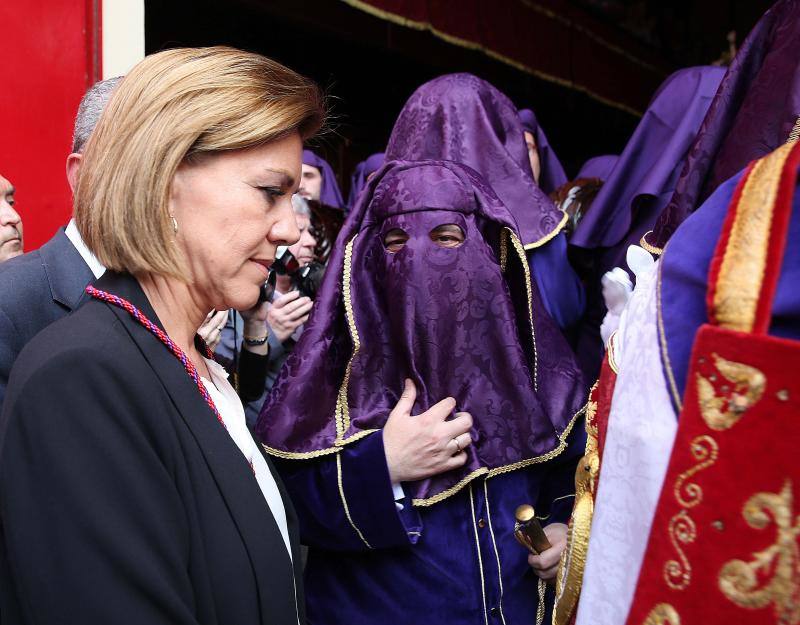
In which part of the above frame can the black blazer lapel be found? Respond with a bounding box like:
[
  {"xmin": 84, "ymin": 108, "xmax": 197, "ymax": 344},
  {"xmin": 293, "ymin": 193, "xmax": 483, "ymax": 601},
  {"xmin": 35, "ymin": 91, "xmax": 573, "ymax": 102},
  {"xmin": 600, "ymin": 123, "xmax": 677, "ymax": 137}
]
[
  {"xmin": 40, "ymin": 228, "xmax": 95, "ymax": 311},
  {"xmin": 91, "ymin": 272, "xmax": 299, "ymax": 624}
]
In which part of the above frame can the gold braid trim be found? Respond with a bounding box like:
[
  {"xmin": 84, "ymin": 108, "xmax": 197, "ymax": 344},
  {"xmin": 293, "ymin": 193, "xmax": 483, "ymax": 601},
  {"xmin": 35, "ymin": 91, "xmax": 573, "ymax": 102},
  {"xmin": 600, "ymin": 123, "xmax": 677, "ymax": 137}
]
[
  {"xmin": 338, "ymin": 0, "xmax": 645, "ymax": 117},
  {"xmin": 786, "ymin": 116, "xmax": 800, "ymax": 144},
  {"xmin": 656, "ymin": 257, "xmax": 683, "ymax": 411},
  {"xmin": 410, "ymin": 400, "xmax": 586, "ymax": 506},
  {"xmin": 337, "ymin": 234, "xmax": 362, "ymax": 437},
  {"xmin": 523, "ymin": 210, "xmax": 569, "ymax": 250},
  {"xmin": 712, "ymin": 142, "xmax": 793, "ymax": 332},
  {"xmin": 507, "ymin": 228, "xmax": 539, "ymax": 391},
  {"xmin": 640, "ymin": 230, "xmax": 664, "ymax": 256},
  {"xmin": 336, "ymin": 453, "xmax": 373, "ymax": 548},
  {"xmin": 261, "ymin": 428, "xmax": 380, "ymax": 460}
]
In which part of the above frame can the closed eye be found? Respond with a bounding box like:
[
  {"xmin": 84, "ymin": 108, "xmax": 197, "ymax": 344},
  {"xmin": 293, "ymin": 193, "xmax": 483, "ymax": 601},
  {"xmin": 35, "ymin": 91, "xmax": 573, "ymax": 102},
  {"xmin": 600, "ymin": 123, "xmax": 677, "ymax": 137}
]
[{"xmin": 259, "ymin": 186, "xmax": 286, "ymax": 204}]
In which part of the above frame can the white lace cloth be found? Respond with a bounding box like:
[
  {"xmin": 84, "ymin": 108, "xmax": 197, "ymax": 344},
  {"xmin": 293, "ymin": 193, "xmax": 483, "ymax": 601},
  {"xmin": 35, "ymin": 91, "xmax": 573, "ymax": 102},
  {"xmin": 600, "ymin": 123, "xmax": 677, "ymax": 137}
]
[{"xmin": 574, "ymin": 258, "xmax": 679, "ymax": 625}]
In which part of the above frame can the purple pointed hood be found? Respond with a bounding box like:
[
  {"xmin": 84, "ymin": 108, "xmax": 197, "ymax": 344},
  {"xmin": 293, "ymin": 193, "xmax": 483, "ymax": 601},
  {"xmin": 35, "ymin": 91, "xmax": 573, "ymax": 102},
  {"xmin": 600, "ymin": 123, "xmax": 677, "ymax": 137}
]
[
  {"xmin": 385, "ymin": 74, "xmax": 566, "ymax": 249},
  {"xmin": 652, "ymin": 0, "xmax": 800, "ymax": 248},
  {"xmin": 576, "ymin": 155, "xmax": 619, "ymax": 182},
  {"xmin": 303, "ymin": 149, "xmax": 346, "ymax": 210},
  {"xmin": 347, "ymin": 152, "xmax": 385, "ymax": 207},
  {"xmin": 570, "ymin": 66, "xmax": 725, "ymax": 249},
  {"xmin": 257, "ymin": 160, "xmax": 586, "ymax": 505},
  {"xmin": 517, "ymin": 108, "xmax": 568, "ymax": 194}
]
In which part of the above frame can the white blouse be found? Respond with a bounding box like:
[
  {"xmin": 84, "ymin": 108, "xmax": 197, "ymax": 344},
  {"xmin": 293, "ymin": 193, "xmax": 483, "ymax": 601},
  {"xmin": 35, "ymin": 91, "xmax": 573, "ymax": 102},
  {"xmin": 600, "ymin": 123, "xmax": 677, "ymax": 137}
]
[{"xmin": 200, "ymin": 357, "xmax": 292, "ymax": 559}]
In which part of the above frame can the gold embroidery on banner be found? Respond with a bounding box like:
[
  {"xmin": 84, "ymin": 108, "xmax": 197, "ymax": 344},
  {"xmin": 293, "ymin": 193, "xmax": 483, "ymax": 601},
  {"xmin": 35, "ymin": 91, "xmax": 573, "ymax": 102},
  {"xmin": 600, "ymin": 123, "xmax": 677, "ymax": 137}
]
[
  {"xmin": 696, "ymin": 354, "xmax": 766, "ymax": 431},
  {"xmin": 713, "ymin": 142, "xmax": 794, "ymax": 332},
  {"xmin": 641, "ymin": 603, "xmax": 682, "ymax": 625},
  {"xmin": 719, "ymin": 480, "xmax": 800, "ymax": 622},
  {"xmin": 674, "ymin": 435, "xmax": 719, "ymax": 508},
  {"xmin": 663, "ymin": 435, "xmax": 718, "ymax": 590},
  {"xmin": 664, "ymin": 510, "xmax": 697, "ymax": 590},
  {"xmin": 607, "ymin": 331, "xmax": 620, "ymax": 375}
]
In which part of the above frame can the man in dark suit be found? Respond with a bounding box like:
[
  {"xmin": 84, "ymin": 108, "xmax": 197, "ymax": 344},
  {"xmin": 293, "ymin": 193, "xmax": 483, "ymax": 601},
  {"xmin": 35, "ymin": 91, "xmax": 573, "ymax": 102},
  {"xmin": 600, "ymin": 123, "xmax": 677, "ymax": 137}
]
[{"xmin": 0, "ymin": 77, "xmax": 119, "ymax": 406}]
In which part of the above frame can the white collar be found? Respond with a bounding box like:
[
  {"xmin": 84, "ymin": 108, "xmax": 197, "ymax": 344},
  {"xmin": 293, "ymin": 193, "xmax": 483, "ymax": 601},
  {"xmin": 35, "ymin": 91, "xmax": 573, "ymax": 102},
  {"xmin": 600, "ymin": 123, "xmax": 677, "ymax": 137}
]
[{"xmin": 65, "ymin": 219, "xmax": 106, "ymax": 279}]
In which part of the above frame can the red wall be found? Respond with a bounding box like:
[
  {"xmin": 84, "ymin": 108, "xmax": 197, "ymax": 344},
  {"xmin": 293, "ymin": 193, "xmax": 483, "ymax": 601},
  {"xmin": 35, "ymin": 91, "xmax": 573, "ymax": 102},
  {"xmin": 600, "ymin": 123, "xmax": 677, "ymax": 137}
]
[{"xmin": 0, "ymin": 0, "xmax": 100, "ymax": 250}]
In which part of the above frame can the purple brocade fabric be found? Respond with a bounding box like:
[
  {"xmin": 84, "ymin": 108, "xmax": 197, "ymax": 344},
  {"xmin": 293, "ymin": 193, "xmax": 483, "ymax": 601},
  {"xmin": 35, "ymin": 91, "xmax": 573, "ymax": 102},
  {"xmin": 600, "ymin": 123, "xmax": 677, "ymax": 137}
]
[
  {"xmin": 257, "ymin": 160, "xmax": 586, "ymax": 503},
  {"xmin": 303, "ymin": 149, "xmax": 346, "ymax": 210},
  {"xmin": 384, "ymin": 73, "xmax": 565, "ymax": 247},
  {"xmin": 347, "ymin": 152, "xmax": 385, "ymax": 207},
  {"xmin": 570, "ymin": 66, "xmax": 726, "ymax": 250},
  {"xmin": 576, "ymin": 155, "xmax": 619, "ymax": 182},
  {"xmin": 652, "ymin": 0, "xmax": 800, "ymax": 248},
  {"xmin": 518, "ymin": 108, "xmax": 569, "ymax": 194}
]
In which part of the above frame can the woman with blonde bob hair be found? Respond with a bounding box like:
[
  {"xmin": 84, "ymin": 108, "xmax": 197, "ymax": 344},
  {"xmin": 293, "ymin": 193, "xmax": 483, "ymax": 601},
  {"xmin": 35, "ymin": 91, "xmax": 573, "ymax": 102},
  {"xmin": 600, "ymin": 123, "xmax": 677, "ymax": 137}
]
[{"xmin": 0, "ymin": 47, "xmax": 323, "ymax": 625}]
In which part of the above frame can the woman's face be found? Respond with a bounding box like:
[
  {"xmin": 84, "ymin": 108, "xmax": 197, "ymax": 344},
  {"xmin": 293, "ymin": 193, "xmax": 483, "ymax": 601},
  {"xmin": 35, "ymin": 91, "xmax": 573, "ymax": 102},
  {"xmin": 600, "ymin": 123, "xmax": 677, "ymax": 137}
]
[{"xmin": 169, "ymin": 132, "xmax": 302, "ymax": 311}]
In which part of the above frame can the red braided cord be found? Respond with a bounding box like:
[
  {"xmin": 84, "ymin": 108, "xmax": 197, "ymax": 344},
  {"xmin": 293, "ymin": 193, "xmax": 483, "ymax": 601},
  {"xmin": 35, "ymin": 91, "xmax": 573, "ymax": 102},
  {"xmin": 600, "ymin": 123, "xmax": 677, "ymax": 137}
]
[{"xmin": 86, "ymin": 285, "xmax": 225, "ymax": 429}]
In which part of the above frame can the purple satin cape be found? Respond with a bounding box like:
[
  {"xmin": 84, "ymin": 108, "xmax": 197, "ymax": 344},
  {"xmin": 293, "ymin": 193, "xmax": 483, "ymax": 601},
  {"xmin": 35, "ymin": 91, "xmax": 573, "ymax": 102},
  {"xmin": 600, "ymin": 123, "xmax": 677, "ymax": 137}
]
[
  {"xmin": 652, "ymin": 0, "xmax": 800, "ymax": 248},
  {"xmin": 347, "ymin": 152, "xmax": 384, "ymax": 207},
  {"xmin": 257, "ymin": 160, "xmax": 586, "ymax": 504},
  {"xmin": 303, "ymin": 149, "xmax": 346, "ymax": 210},
  {"xmin": 576, "ymin": 155, "xmax": 619, "ymax": 182},
  {"xmin": 385, "ymin": 73, "xmax": 566, "ymax": 248},
  {"xmin": 571, "ymin": 66, "xmax": 725, "ymax": 249},
  {"xmin": 659, "ymin": 166, "xmax": 800, "ymax": 406},
  {"xmin": 517, "ymin": 108, "xmax": 568, "ymax": 194}
]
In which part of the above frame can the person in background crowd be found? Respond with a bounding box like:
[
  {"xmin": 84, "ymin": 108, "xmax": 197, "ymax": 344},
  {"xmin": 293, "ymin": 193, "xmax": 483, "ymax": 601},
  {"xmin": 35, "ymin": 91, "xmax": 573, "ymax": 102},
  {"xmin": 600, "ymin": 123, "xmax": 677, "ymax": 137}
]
[
  {"xmin": 0, "ymin": 77, "xmax": 120, "ymax": 406},
  {"xmin": 518, "ymin": 108, "xmax": 568, "ymax": 194},
  {"xmin": 0, "ymin": 45, "xmax": 323, "ymax": 624},
  {"xmin": 217, "ymin": 194, "xmax": 317, "ymax": 426},
  {"xmin": 258, "ymin": 160, "xmax": 586, "ymax": 625},
  {"xmin": 386, "ymin": 73, "xmax": 585, "ymax": 332},
  {"xmin": 569, "ymin": 66, "xmax": 726, "ymax": 380},
  {"xmin": 347, "ymin": 152, "xmax": 385, "ymax": 207},
  {"xmin": 0, "ymin": 175, "xmax": 22, "ymax": 264},
  {"xmin": 550, "ymin": 155, "xmax": 619, "ymax": 238},
  {"xmin": 650, "ymin": 0, "xmax": 800, "ymax": 249},
  {"xmin": 300, "ymin": 149, "xmax": 346, "ymax": 210}
]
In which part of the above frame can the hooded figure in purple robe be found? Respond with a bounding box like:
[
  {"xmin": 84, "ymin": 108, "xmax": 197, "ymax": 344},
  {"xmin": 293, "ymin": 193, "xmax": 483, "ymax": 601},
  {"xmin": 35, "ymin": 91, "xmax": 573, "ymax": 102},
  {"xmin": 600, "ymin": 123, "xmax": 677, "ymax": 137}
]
[
  {"xmin": 651, "ymin": 0, "xmax": 800, "ymax": 248},
  {"xmin": 302, "ymin": 149, "xmax": 346, "ymax": 210},
  {"xmin": 518, "ymin": 108, "xmax": 568, "ymax": 194},
  {"xmin": 385, "ymin": 73, "xmax": 585, "ymax": 330},
  {"xmin": 568, "ymin": 66, "xmax": 726, "ymax": 380},
  {"xmin": 347, "ymin": 152, "xmax": 385, "ymax": 207},
  {"xmin": 576, "ymin": 155, "xmax": 618, "ymax": 182},
  {"xmin": 257, "ymin": 160, "xmax": 586, "ymax": 625}
]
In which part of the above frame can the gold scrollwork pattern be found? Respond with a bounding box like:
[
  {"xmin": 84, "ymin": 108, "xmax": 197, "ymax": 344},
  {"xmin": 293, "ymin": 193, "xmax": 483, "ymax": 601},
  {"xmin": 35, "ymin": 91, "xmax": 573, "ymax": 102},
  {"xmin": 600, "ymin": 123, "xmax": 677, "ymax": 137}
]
[
  {"xmin": 664, "ymin": 510, "xmax": 697, "ymax": 591},
  {"xmin": 663, "ymin": 435, "xmax": 719, "ymax": 590},
  {"xmin": 673, "ymin": 435, "xmax": 719, "ymax": 508},
  {"xmin": 641, "ymin": 603, "xmax": 682, "ymax": 625},
  {"xmin": 719, "ymin": 480, "xmax": 800, "ymax": 623},
  {"xmin": 696, "ymin": 353, "xmax": 766, "ymax": 431}
]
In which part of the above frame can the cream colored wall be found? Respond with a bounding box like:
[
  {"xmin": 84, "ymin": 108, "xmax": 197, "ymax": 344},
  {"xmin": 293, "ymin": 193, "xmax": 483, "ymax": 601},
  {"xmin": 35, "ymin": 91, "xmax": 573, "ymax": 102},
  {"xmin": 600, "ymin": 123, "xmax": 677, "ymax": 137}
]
[{"xmin": 102, "ymin": 0, "xmax": 145, "ymax": 79}]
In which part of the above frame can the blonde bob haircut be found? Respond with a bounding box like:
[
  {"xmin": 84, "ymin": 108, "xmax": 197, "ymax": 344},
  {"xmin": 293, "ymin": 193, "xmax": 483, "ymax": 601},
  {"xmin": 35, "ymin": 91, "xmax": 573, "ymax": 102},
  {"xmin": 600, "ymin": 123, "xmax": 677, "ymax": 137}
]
[{"xmin": 75, "ymin": 46, "xmax": 325, "ymax": 280}]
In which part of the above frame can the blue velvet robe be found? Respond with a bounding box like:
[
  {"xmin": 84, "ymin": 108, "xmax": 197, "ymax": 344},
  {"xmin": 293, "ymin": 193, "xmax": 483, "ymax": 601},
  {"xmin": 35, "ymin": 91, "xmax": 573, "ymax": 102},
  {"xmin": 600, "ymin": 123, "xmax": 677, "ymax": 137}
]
[{"xmin": 274, "ymin": 428, "xmax": 584, "ymax": 625}]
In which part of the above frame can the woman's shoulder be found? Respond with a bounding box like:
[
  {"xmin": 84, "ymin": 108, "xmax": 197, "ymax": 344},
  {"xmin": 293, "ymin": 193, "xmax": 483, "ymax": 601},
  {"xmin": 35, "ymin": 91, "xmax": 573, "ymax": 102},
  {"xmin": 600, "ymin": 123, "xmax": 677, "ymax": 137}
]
[{"xmin": 9, "ymin": 298, "xmax": 141, "ymax": 396}]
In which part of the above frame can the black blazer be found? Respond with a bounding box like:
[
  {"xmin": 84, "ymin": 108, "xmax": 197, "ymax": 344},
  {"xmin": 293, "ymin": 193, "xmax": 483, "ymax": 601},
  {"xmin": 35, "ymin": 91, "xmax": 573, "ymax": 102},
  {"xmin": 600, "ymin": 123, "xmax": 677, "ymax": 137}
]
[
  {"xmin": 0, "ymin": 228, "xmax": 94, "ymax": 407},
  {"xmin": 0, "ymin": 271, "xmax": 304, "ymax": 625}
]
